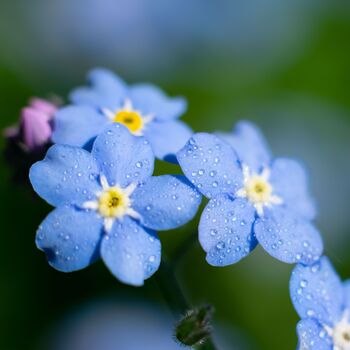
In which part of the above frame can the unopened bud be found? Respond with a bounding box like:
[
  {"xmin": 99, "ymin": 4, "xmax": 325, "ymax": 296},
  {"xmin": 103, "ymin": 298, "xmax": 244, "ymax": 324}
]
[
  {"xmin": 3, "ymin": 97, "xmax": 59, "ymax": 183},
  {"xmin": 175, "ymin": 304, "xmax": 214, "ymax": 347}
]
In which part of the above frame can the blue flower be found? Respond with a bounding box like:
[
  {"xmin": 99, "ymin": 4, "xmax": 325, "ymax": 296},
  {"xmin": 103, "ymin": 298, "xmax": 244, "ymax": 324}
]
[
  {"xmin": 30, "ymin": 123, "xmax": 201, "ymax": 286},
  {"xmin": 216, "ymin": 120, "xmax": 272, "ymax": 173},
  {"xmin": 177, "ymin": 122, "xmax": 323, "ymax": 266},
  {"xmin": 52, "ymin": 68, "xmax": 191, "ymax": 162},
  {"xmin": 290, "ymin": 257, "xmax": 350, "ymax": 350}
]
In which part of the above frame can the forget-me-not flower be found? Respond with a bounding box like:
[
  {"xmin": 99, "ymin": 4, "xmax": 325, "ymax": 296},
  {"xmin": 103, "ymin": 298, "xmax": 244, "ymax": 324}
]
[
  {"xmin": 52, "ymin": 68, "xmax": 192, "ymax": 162},
  {"xmin": 177, "ymin": 121, "xmax": 323, "ymax": 266},
  {"xmin": 30, "ymin": 123, "xmax": 201, "ymax": 286},
  {"xmin": 290, "ymin": 257, "xmax": 350, "ymax": 350},
  {"xmin": 216, "ymin": 120, "xmax": 272, "ymax": 174}
]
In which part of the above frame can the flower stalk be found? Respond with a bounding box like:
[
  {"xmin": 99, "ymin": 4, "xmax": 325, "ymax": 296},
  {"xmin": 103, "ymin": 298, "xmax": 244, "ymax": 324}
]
[{"xmin": 157, "ymin": 257, "xmax": 218, "ymax": 350}]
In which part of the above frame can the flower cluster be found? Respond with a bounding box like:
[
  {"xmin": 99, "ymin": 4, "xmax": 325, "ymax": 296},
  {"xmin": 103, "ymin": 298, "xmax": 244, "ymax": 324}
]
[{"xmin": 7, "ymin": 68, "xmax": 347, "ymax": 348}]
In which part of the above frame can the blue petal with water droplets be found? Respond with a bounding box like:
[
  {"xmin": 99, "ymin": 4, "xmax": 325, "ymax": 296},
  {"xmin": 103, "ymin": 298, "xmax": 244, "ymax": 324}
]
[
  {"xmin": 130, "ymin": 83, "xmax": 186, "ymax": 121},
  {"xmin": 52, "ymin": 105, "xmax": 108, "ymax": 148},
  {"xmin": 199, "ymin": 195, "xmax": 257, "ymax": 266},
  {"xmin": 217, "ymin": 120, "xmax": 271, "ymax": 172},
  {"xmin": 36, "ymin": 206, "xmax": 103, "ymax": 272},
  {"xmin": 270, "ymin": 158, "xmax": 316, "ymax": 220},
  {"xmin": 344, "ymin": 279, "xmax": 350, "ymax": 310},
  {"xmin": 177, "ymin": 133, "xmax": 243, "ymax": 199},
  {"xmin": 29, "ymin": 144, "xmax": 101, "ymax": 207},
  {"xmin": 290, "ymin": 257, "xmax": 344, "ymax": 326},
  {"xmin": 296, "ymin": 318, "xmax": 333, "ymax": 350},
  {"xmin": 101, "ymin": 217, "xmax": 161, "ymax": 286},
  {"xmin": 132, "ymin": 175, "xmax": 201, "ymax": 231},
  {"xmin": 143, "ymin": 120, "xmax": 192, "ymax": 163},
  {"xmin": 254, "ymin": 207, "xmax": 323, "ymax": 265},
  {"xmin": 91, "ymin": 124, "xmax": 154, "ymax": 188},
  {"xmin": 70, "ymin": 68, "xmax": 127, "ymax": 110}
]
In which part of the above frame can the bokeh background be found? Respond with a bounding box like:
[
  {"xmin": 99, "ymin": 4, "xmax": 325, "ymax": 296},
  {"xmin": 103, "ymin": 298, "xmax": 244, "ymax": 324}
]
[{"xmin": 1, "ymin": 0, "xmax": 350, "ymax": 349}]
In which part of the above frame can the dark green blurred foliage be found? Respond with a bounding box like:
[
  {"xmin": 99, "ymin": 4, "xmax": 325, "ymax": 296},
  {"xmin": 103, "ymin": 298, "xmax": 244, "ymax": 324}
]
[
  {"xmin": 3, "ymin": 136, "xmax": 51, "ymax": 185},
  {"xmin": 0, "ymin": 1, "xmax": 350, "ymax": 350}
]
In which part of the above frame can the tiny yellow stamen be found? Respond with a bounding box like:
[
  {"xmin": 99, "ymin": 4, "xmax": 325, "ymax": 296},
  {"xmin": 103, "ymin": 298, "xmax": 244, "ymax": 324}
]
[
  {"xmin": 98, "ymin": 188, "xmax": 130, "ymax": 218},
  {"xmin": 245, "ymin": 176, "xmax": 273, "ymax": 204},
  {"xmin": 236, "ymin": 165, "xmax": 282, "ymax": 216},
  {"xmin": 114, "ymin": 110, "xmax": 144, "ymax": 134},
  {"xmin": 82, "ymin": 176, "xmax": 140, "ymax": 232},
  {"xmin": 343, "ymin": 332, "xmax": 350, "ymax": 341}
]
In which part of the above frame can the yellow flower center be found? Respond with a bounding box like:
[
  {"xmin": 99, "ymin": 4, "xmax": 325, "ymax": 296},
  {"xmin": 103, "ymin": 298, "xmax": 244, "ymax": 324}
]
[
  {"xmin": 343, "ymin": 332, "xmax": 350, "ymax": 341},
  {"xmin": 82, "ymin": 176, "xmax": 140, "ymax": 232},
  {"xmin": 98, "ymin": 188, "xmax": 130, "ymax": 218},
  {"xmin": 114, "ymin": 110, "xmax": 144, "ymax": 134},
  {"xmin": 236, "ymin": 165, "xmax": 282, "ymax": 216},
  {"xmin": 245, "ymin": 176, "xmax": 273, "ymax": 204}
]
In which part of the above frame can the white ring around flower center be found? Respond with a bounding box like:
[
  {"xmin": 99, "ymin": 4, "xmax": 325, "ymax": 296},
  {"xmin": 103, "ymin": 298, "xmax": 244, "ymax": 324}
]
[
  {"xmin": 102, "ymin": 99, "xmax": 154, "ymax": 136},
  {"xmin": 82, "ymin": 174, "xmax": 140, "ymax": 232},
  {"xmin": 236, "ymin": 164, "xmax": 282, "ymax": 216},
  {"xmin": 326, "ymin": 311, "xmax": 350, "ymax": 350}
]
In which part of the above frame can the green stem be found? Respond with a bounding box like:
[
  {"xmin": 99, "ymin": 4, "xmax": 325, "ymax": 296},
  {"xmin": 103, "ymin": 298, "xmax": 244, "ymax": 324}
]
[
  {"xmin": 156, "ymin": 257, "xmax": 218, "ymax": 350},
  {"xmin": 156, "ymin": 257, "xmax": 189, "ymax": 315},
  {"xmin": 172, "ymin": 232, "xmax": 198, "ymax": 266}
]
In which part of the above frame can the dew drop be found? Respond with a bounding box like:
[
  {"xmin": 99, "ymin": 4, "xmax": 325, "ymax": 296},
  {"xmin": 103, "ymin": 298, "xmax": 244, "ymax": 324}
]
[
  {"xmin": 216, "ymin": 241, "xmax": 225, "ymax": 249},
  {"xmin": 210, "ymin": 229, "xmax": 217, "ymax": 237},
  {"xmin": 300, "ymin": 280, "xmax": 308, "ymax": 288}
]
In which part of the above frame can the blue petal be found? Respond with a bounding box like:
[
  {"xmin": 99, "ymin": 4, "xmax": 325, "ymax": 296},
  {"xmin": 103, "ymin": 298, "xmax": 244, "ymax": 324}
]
[
  {"xmin": 217, "ymin": 120, "xmax": 271, "ymax": 172},
  {"xmin": 343, "ymin": 279, "xmax": 350, "ymax": 310},
  {"xmin": 52, "ymin": 105, "xmax": 108, "ymax": 148},
  {"xmin": 101, "ymin": 217, "xmax": 161, "ymax": 286},
  {"xmin": 270, "ymin": 158, "xmax": 316, "ymax": 220},
  {"xmin": 290, "ymin": 257, "xmax": 344, "ymax": 326},
  {"xmin": 130, "ymin": 83, "xmax": 186, "ymax": 121},
  {"xmin": 36, "ymin": 206, "xmax": 103, "ymax": 272},
  {"xmin": 70, "ymin": 68, "xmax": 127, "ymax": 110},
  {"xmin": 296, "ymin": 318, "xmax": 333, "ymax": 350},
  {"xmin": 132, "ymin": 175, "xmax": 202, "ymax": 231},
  {"xmin": 254, "ymin": 207, "xmax": 323, "ymax": 265},
  {"xmin": 29, "ymin": 145, "xmax": 101, "ymax": 207},
  {"xmin": 199, "ymin": 195, "xmax": 257, "ymax": 266},
  {"xmin": 143, "ymin": 120, "xmax": 192, "ymax": 162},
  {"xmin": 177, "ymin": 133, "xmax": 243, "ymax": 198},
  {"xmin": 91, "ymin": 124, "xmax": 154, "ymax": 188}
]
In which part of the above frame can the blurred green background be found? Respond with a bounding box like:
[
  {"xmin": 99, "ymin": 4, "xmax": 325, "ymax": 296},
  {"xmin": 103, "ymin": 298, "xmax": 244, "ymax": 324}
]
[{"xmin": 0, "ymin": 0, "xmax": 350, "ymax": 349}]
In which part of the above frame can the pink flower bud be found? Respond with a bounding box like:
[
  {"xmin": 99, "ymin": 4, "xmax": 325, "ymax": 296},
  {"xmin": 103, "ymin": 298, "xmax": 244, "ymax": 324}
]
[
  {"xmin": 5, "ymin": 97, "xmax": 58, "ymax": 152},
  {"xmin": 29, "ymin": 98, "xmax": 57, "ymax": 119}
]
